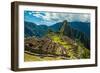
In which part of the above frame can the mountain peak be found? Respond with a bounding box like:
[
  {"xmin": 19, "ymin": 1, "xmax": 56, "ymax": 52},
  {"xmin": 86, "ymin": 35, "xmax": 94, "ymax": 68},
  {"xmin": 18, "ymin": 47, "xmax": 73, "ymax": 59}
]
[{"xmin": 59, "ymin": 20, "xmax": 68, "ymax": 36}]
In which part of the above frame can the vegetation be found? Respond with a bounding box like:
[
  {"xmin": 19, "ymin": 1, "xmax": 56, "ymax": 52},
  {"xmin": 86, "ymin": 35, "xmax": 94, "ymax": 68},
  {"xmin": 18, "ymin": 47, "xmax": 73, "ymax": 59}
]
[
  {"xmin": 24, "ymin": 51, "xmax": 64, "ymax": 62},
  {"xmin": 24, "ymin": 20, "xmax": 90, "ymax": 61}
]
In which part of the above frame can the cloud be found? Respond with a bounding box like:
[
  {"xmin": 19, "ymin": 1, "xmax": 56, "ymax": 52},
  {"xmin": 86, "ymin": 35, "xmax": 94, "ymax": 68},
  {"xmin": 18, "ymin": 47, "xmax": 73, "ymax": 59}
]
[
  {"xmin": 79, "ymin": 14, "xmax": 90, "ymax": 22},
  {"xmin": 28, "ymin": 12, "xmax": 32, "ymax": 15},
  {"xmin": 28, "ymin": 11, "xmax": 90, "ymax": 22}
]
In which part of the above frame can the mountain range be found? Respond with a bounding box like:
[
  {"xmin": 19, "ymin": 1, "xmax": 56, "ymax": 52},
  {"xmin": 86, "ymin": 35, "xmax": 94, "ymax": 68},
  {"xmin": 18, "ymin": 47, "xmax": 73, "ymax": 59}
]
[{"xmin": 24, "ymin": 21, "xmax": 90, "ymax": 49}]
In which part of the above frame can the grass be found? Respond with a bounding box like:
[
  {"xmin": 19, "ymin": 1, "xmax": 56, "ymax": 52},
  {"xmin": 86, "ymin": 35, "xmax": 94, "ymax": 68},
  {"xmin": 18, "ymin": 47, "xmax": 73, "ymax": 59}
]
[
  {"xmin": 51, "ymin": 35, "xmax": 90, "ymax": 59},
  {"xmin": 24, "ymin": 35, "xmax": 90, "ymax": 61},
  {"xmin": 24, "ymin": 52, "xmax": 63, "ymax": 62},
  {"xmin": 51, "ymin": 35, "xmax": 71, "ymax": 49},
  {"xmin": 51, "ymin": 35, "xmax": 77, "ymax": 59},
  {"xmin": 24, "ymin": 53, "xmax": 42, "ymax": 61}
]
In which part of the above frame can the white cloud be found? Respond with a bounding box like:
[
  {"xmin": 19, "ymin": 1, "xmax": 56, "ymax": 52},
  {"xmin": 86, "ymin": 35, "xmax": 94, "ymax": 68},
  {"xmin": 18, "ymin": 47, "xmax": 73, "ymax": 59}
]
[
  {"xmin": 42, "ymin": 12, "xmax": 51, "ymax": 21},
  {"xmin": 29, "ymin": 12, "xmax": 32, "ymax": 15},
  {"xmin": 31, "ymin": 11, "xmax": 90, "ymax": 22},
  {"xmin": 80, "ymin": 14, "xmax": 90, "ymax": 22},
  {"xmin": 33, "ymin": 13, "xmax": 42, "ymax": 18}
]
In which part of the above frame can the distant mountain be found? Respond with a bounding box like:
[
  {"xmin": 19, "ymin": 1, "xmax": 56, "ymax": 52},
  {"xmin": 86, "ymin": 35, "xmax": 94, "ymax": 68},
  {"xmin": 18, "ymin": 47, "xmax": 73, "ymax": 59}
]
[
  {"xmin": 24, "ymin": 21, "xmax": 90, "ymax": 60},
  {"xmin": 24, "ymin": 21, "xmax": 48, "ymax": 38},
  {"xmin": 49, "ymin": 22, "xmax": 63, "ymax": 32},
  {"xmin": 50, "ymin": 22, "xmax": 90, "ymax": 38},
  {"xmin": 69, "ymin": 22, "xmax": 90, "ymax": 37},
  {"xmin": 24, "ymin": 21, "xmax": 36, "ymax": 37},
  {"xmin": 25, "ymin": 21, "xmax": 90, "ymax": 38},
  {"xmin": 24, "ymin": 20, "xmax": 90, "ymax": 49}
]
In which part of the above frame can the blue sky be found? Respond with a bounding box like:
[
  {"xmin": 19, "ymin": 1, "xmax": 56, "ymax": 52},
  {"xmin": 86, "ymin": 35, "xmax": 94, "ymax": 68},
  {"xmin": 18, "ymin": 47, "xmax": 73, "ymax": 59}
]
[{"xmin": 24, "ymin": 10, "xmax": 90, "ymax": 26}]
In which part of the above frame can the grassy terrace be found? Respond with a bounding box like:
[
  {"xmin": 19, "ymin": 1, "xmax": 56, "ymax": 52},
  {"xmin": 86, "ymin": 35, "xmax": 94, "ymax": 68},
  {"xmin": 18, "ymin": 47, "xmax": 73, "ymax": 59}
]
[
  {"xmin": 24, "ymin": 51, "xmax": 64, "ymax": 62},
  {"xmin": 24, "ymin": 35, "xmax": 75, "ymax": 61},
  {"xmin": 24, "ymin": 35, "xmax": 90, "ymax": 62},
  {"xmin": 51, "ymin": 35, "xmax": 71, "ymax": 49}
]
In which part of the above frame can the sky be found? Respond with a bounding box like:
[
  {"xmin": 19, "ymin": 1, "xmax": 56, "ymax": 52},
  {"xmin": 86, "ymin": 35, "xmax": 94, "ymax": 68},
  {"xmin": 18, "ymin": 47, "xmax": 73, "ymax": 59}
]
[{"xmin": 24, "ymin": 10, "xmax": 90, "ymax": 26}]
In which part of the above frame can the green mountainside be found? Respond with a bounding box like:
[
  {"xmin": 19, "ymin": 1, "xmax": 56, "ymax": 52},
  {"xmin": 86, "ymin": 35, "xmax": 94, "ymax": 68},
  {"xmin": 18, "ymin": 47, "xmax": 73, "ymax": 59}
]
[{"xmin": 24, "ymin": 20, "xmax": 90, "ymax": 61}]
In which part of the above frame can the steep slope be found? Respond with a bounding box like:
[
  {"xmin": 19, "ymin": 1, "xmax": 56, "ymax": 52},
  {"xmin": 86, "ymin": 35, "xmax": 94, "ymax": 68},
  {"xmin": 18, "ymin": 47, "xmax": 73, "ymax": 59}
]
[
  {"xmin": 24, "ymin": 20, "xmax": 90, "ymax": 49},
  {"xmin": 50, "ymin": 22, "xmax": 90, "ymax": 37},
  {"xmin": 50, "ymin": 20, "xmax": 90, "ymax": 49},
  {"xmin": 25, "ymin": 36, "xmax": 90, "ymax": 61},
  {"xmin": 24, "ymin": 21, "xmax": 48, "ymax": 38},
  {"xmin": 24, "ymin": 20, "xmax": 90, "ymax": 61},
  {"xmin": 69, "ymin": 22, "xmax": 90, "ymax": 37}
]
